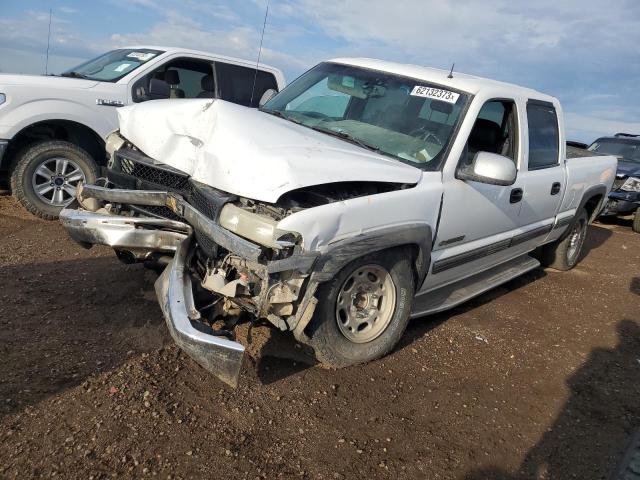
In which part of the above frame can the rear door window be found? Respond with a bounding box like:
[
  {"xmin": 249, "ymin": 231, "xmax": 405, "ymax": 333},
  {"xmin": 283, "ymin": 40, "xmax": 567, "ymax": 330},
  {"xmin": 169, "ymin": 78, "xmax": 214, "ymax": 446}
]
[
  {"xmin": 215, "ymin": 62, "xmax": 278, "ymax": 107},
  {"xmin": 527, "ymin": 101, "xmax": 560, "ymax": 170}
]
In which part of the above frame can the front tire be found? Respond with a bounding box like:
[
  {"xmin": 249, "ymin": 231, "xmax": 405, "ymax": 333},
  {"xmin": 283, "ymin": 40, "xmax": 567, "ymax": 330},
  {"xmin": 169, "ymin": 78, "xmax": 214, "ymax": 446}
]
[
  {"xmin": 10, "ymin": 141, "xmax": 98, "ymax": 220},
  {"xmin": 306, "ymin": 248, "xmax": 415, "ymax": 368},
  {"xmin": 541, "ymin": 208, "xmax": 589, "ymax": 271}
]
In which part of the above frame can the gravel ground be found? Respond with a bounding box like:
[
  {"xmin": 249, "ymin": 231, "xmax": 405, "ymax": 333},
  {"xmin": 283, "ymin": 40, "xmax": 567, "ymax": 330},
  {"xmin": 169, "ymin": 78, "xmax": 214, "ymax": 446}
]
[{"xmin": 0, "ymin": 195, "xmax": 638, "ymax": 480}]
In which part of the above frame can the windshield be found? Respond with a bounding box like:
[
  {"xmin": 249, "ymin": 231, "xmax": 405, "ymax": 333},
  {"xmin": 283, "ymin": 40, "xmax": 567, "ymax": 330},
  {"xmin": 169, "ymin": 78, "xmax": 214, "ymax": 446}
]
[
  {"xmin": 262, "ymin": 62, "xmax": 469, "ymax": 169},
  {"xmin": 588, "ymin": 138, "xmax": 640, "ymax": 163},
  {"xmin": 62, "ymin": 48, "xmax": 164, "ymax": 82}
]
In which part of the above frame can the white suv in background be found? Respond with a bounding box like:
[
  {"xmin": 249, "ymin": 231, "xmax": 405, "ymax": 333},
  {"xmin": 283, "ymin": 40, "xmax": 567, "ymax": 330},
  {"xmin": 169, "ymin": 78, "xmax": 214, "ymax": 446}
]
[{"xmin": 0, "ymin": 46, "xmax": 285, "ymax": 219}]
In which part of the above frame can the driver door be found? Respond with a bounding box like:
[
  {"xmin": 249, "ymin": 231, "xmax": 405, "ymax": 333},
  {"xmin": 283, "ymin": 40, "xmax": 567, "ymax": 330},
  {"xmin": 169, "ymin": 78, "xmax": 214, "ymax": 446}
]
[{"xmin": 421, "ymin": 98, "xmax": 525, "ymax": 291}]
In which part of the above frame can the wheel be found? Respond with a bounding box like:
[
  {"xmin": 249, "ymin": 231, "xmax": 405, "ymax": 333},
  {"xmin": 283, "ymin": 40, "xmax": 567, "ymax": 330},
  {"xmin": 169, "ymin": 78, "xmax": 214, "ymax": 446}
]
[
  {"xmin": 541, "ymin": 208, "xmax": 589, "ymax": 271},
  {"xmin": 633, "ymin": 209, "xmax": 640, "ymax": 233},
  {"xmin": 10, "ymin": 141, "xmax": 98, "ymax": 220},
  {"xmin": 306, "ymin": 248, "xmax": 415, "ymax": 368}
]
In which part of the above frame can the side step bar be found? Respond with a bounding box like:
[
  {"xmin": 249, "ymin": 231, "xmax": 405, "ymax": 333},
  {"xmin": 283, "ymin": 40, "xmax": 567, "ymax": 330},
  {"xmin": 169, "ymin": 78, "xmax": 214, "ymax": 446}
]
[{"xmin": 410, "ymin": 254, "xmax": 540, "ymax": 317}]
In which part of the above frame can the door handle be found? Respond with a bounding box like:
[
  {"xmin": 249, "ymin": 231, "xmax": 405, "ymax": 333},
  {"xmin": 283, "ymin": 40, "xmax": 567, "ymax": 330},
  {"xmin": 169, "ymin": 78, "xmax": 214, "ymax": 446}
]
[
  {"xmin": 550, "ymin": 182, "xmax": 561, "ymax": 195},
  {"xmin": 510, "ymin": 188, "xmax": 523, "ymax": 204}
]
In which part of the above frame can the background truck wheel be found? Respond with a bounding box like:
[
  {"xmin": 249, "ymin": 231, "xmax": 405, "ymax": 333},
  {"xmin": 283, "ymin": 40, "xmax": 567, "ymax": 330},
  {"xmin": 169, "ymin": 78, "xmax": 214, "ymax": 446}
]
[
  {"xmin": 10, "ymin": 141, "xmax": 98, "ymax": 220},
  {"xmin": 633, "ymin": 209, "xmax": 640, "ymax": 233},
  {"xmin": 306, "ymin": 248, "xmax": 415, "ymax": 368},
  {"xmin": 541, "ymin": 208, "xmax": 589, "ymax": 271}
]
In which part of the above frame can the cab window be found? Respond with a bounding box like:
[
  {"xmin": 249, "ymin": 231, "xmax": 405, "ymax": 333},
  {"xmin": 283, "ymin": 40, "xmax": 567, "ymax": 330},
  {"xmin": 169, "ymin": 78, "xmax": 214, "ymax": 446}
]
[
  {"xmin": 527, "ymin": 101, "xmax": 560, "ymax": 170},
  {"xmin": 216, "ymin": 62, "xmax": 279, "ymax": 107},
  {"xmin": 463, "ymin": 99, "xmax": 518, "ymax": 167},
  {"xmin": 132, "ymin": 58, "xmax": 214, "ymax": 102}
]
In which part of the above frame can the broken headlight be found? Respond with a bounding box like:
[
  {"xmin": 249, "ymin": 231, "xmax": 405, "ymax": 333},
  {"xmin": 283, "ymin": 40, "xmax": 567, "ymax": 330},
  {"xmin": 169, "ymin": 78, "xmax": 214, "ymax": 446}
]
[
  {"xmin": 621, "ymin": 177, "xmax": 640, "ymax": 192},
  {"xmin": 105, "ymin": 131, "xmax": 126, "ymax": 167},
  {"xmin": 219, "ymin": 203, "xmax": 299, "ymax": 249}
]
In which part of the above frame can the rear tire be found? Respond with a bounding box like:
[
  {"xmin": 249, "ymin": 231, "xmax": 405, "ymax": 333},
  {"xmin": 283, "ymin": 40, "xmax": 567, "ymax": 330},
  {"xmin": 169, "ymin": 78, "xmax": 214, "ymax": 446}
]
[
  {"xmin": 10, "ymin": 141, "xmax": 98, "ymax": 220},
  {"xmin": 306, "ymin": 248, "xmax": 415, "ymax": 368},
  {"xmin": 633, "ymin": 209, "xmax": 640, "ymax": 233},
  {"xmin": 541, "ymin": 208, "xmax": 589, "ymax": 271}
]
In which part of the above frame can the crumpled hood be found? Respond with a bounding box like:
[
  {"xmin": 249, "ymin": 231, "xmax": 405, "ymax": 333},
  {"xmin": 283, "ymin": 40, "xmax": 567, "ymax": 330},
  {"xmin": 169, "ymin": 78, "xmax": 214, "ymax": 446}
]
[
  {"xmin": 117, "ymin": 99, "xmax": 422, "ymax": 203},
  {"xmin": 0, "ymin": 73, "xmax": 99, "ymax": 89},
  {"xmin": 616, "ymin": 160, "xmax": 640, "ymax": 177}
]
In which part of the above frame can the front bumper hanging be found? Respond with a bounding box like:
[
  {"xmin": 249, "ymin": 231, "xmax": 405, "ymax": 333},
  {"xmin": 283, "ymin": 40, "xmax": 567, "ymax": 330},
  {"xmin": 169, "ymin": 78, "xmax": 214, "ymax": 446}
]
[
  {"xmin": 155, "ymin": 238, "xmax": 245, "ymax": 387},
  {"xmin": 61, "ymin": 205, "xmax": 246, "ymax": 387},
  {"xmin": 59, "ymin": 183, "xmax": 321, "ymax": 387}
]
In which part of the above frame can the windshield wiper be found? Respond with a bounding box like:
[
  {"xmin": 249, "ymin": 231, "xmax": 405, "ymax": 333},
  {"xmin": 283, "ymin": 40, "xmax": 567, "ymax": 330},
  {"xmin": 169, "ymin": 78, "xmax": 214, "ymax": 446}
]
[
  {"xmin": 260, "ymin": 109, "xmax": 304, "ymax": 125},
  {"xmin": 311, "ymin": 125, "xmax": 381, "ymax": 154},
  {"xmin": 60, "ymin": 71, "xmax": 89, "ymax": 79}
]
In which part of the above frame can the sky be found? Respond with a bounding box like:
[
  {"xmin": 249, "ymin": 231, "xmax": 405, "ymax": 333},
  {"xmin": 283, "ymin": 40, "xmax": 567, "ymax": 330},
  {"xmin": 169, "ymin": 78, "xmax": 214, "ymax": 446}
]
[{"xmin": 1, "ymin": 0, "xmax": 639, "ymax": 142}]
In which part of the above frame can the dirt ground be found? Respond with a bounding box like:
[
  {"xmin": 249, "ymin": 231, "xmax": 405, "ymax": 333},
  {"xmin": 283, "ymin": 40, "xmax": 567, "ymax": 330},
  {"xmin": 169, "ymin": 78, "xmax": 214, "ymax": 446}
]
[{"xmin": 0, "ymin": 195, "xmax": 638, "ymax": 480}]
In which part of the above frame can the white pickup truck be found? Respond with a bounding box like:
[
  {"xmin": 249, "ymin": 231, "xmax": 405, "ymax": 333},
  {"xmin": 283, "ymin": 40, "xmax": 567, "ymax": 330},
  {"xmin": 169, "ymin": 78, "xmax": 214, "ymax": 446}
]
[
  {"xmin": 0, "ymin": 46, "xmax": 285, "ymax": 219},
  {"xmin": 60, "ymin": 58, "xmax": 616, "ymax": 387}
]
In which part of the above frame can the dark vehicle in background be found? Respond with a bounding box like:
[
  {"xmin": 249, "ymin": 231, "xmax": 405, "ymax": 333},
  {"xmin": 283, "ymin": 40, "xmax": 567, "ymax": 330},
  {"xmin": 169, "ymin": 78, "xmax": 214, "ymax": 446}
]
[{"xmin": 589, "ymin": 133, "xmax": 640, "ymax": 232}]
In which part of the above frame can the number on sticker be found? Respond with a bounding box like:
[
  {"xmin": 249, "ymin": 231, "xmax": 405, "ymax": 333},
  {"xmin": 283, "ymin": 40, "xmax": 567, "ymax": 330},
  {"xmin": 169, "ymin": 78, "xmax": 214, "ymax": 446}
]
[{"xmin": 410, "ymin": 86, "xmax": 460, "ymax": 104}]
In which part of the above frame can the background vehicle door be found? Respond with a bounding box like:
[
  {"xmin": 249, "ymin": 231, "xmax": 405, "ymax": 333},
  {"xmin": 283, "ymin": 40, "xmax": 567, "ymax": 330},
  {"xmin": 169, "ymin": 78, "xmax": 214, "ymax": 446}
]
[
  {"xmin": 421, "ymin": 98, "xmax": 525, "ymax": 291},
  {"xmin": 510, "ymin": 100, "xmax": 566, "ymax": 253}
]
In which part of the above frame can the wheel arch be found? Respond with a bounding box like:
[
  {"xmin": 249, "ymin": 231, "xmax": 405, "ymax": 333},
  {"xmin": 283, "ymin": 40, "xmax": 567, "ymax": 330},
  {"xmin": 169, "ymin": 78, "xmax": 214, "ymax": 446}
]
[
  {"xmin": 578, "ymin": 185, "xmax": 607, "ymax": 222},
  {"xmin": 6, "ymin": 120, "xmax": 106, "ymax": 172},
  {"xmin": 310, "ymin": 223, "xmax": 433, "ymax": 290}
]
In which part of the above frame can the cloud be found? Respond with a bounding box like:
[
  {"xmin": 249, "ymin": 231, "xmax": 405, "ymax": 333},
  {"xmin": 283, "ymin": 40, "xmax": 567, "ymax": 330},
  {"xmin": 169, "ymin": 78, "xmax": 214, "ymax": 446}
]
[
  {"xmin": 1, "ymin": 0, "xmax": 638, "ymax": 141},
  {"xmin": 107, "ymin": 10, "xmax": 309, "ymax": 73},
  {"xmin": 565, "ymin": 112, "xmax": 640, "ymax": 142}
]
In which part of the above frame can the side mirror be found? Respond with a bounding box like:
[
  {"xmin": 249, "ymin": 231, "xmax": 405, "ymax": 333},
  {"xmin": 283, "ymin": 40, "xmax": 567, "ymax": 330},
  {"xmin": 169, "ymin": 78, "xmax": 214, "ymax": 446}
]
[
  {"xmin": 149, "ymin": 78, "xmax": 170, "ymax": 100},
  {"xmin": 457, "ymin": 151, "xmax": 517, "ymax": 186},
  {"xmin": 259, "ymin": 88, "xmax": 278, "ymax": 107}
]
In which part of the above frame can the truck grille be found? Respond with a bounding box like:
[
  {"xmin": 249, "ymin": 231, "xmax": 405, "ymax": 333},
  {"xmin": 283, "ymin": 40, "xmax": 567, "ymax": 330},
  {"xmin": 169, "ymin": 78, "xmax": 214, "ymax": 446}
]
[
  {"xmin": 119, "ymin": 154, "xmax": 191, "ymax": 191},
  {"xmin": 111, "ymin": 149, "xmax": 239, "ymax": 256}
]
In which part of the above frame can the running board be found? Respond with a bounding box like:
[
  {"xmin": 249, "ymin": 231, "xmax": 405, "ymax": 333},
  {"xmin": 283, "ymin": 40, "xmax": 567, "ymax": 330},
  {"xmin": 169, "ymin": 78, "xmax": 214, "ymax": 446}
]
[{"xmin": 410, "ymin": 255, "xmax": 540, "ymax": 318}]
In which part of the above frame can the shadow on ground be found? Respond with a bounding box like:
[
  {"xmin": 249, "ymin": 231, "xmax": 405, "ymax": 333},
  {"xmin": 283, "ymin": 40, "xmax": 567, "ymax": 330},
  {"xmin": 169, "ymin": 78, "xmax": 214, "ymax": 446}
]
[
  {"xmin": 582, "ymin": 224, "xmax": 614, "ymax": 257},
  {"xmin": 464, "ymin": 319, "xmax": 640, "ymax": 480},
  {"xmin": 0, "ymin": 257, "xmax": 169, "ymax": 417}
]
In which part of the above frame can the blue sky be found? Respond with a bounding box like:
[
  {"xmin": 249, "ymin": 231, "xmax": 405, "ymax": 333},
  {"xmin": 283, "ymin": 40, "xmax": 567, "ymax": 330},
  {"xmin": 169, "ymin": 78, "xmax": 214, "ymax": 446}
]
[{"xmin": 1, "ymin": 0, "xmax": 639, "ymax": 142}]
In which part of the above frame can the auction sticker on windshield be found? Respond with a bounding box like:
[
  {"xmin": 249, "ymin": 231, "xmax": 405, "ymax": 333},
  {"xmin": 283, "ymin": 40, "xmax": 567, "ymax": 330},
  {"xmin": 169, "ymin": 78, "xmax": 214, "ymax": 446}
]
[
  {"xmin": 410, "ymin": 86, "xmax": 459, "ymax": 104},
  {"xmin": 126, "ymin": 52, "xmax": 157, "ymax": 62}
]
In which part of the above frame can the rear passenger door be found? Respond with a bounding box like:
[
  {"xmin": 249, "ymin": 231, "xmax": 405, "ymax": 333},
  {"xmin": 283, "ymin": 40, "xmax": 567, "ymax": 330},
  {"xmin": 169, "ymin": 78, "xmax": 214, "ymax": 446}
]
[
  {"xmin": 512, "ymin": 100, "xmax": 566, "ymax": 252},
  {"xmin": 215, "ymin": 62, "xmax": 279, "ymax": 107}
]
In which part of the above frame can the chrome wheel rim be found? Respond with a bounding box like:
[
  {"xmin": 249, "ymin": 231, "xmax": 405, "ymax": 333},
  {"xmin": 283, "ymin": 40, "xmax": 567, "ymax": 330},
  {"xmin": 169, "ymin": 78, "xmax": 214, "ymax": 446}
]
[
  {"xmin": 31, "ymin": 157, "xmax": 85, "ymax": 207},
  {"xmin": 567, "ymin": 218, "xmax": 586, "ymax": 264},
  {"xmin": 335, "ymin": 264, "xmax": 396, "ymax": 344}
]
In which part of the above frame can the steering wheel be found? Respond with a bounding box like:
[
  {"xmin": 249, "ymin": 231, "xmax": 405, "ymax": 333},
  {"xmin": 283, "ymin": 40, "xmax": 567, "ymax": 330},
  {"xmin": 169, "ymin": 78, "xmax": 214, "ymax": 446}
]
[{"xmin": 410, "ymin": 126, "xmax": 444, "ymax": 146}]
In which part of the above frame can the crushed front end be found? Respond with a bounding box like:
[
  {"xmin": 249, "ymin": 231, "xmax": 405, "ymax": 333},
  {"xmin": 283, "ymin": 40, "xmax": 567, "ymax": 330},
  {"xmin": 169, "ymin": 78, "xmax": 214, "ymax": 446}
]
[{"xmin": 60, "ymin": 140, "xmax": 320, "ymax": 387}]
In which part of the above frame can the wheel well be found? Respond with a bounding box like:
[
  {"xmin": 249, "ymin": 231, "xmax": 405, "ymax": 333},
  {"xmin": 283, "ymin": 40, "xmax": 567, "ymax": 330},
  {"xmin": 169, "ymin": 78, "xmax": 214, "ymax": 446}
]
[
  {"xmin": 583, "ymin": 194, "xmax": 603, "ymax": 221},
  {"xmin": 7, "ymin": 120, "xmax": 106, "ymax": 170}
]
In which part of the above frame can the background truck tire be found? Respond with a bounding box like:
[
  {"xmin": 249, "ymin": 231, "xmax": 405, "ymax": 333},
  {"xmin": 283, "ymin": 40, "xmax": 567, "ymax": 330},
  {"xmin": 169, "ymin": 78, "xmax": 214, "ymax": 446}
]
[
  {"xmin": 633, "ymin": 209, "xmax": 640, "ymax": 233},
  {"xmin": 10, "ymin": 141, "xmax": 98, "ymax": 220},
  {"xmin": 306, "ymin": 247, "xmax": 415, "ymax": 368},
  {"xmin": 541, "ymin": 208, "xmax": 589, "ymax": 271}
]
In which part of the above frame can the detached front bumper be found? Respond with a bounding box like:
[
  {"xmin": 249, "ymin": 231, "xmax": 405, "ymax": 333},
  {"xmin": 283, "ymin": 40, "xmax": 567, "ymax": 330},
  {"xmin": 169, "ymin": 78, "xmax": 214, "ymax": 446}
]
[
  {"xmin": 61, "ymin": 206, "xmax": 246, "ymax": 387},
  {"xmin": 60, "ymin": 208, "xmax": 191, "ymax": 257},
  {"xmin": 600, "ymin": 191, "xmax": 640, "ymax": 216},
  {"xmin": 155, "ymin": 238, "xmax": 245, "ymax": 387}
]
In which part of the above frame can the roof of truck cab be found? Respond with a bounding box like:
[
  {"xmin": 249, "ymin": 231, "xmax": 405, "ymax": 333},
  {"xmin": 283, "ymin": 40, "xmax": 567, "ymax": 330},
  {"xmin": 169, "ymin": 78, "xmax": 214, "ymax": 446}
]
[
  {"xmin": 122, "ymin": 45, "xmax": 283, "ymax": 76},
  {"xmin": 329, "ymin": 57, "xmax": 555, "ymax": 101}
]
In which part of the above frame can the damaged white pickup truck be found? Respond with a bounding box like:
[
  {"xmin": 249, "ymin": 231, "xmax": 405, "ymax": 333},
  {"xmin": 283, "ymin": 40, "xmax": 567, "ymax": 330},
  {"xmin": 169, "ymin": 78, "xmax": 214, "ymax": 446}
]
[{"xmin": 60, "ymin": 59, "xmax": 617, "ymax": 387}]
